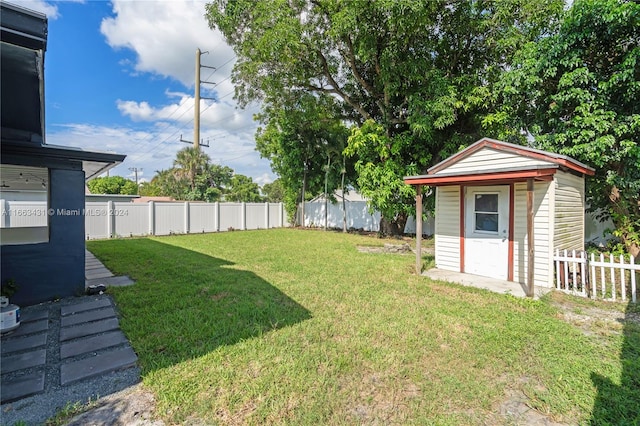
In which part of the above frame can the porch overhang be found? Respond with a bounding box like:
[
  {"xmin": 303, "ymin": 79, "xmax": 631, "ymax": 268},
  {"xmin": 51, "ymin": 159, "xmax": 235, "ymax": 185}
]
[
  {"xmin": 1, "ymin": 141, "xmax": 126, "ymax": 180},
  {"xmin": 404, "ymin": 166, "xmax": 559, "ymax": 187}
]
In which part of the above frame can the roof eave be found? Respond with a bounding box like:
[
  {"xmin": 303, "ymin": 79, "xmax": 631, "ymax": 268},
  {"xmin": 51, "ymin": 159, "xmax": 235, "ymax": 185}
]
[
  {"xmin": 427, "ymin": 138, "xmax": 595, "ymax": 176},
  {"xmin": 404, "ymin": 167, "xmax": 559, "ymax": 186}
]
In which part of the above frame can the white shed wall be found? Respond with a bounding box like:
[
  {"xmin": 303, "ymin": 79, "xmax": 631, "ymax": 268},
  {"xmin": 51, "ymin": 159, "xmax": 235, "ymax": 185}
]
[
  {"xmin": 554, "ymin": 171, "xmax": 585, "ymax": 251},
  {"xmin": 435, "ymin": 186, "xmax": 460, "ymax": 272},
  {"xmin": 512, "ymin": 181, "xmax": 553, "ymax": 288},
  {"xmin": 436, "ymin": 148, "xmax": 554, "ymax": 175}
]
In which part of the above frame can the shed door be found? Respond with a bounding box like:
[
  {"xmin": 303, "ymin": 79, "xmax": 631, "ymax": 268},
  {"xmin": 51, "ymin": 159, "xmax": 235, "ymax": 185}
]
[{"xmin": 464, "ymin": 186, "xmax": 509, "ymax": 280}]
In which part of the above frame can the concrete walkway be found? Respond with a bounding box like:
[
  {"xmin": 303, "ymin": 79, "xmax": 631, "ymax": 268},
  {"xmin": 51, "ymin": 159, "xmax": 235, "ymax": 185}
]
[
  {"xmin": 1, "ymin": 250, "xmax": 138, "ymax": 417},
  {"xmin": 85, "ymin": 250, "xmax": 135, "ymax": 288},
  {"xmin": 423, "ymin": 268, "xmax": 552, "ymax": 300}
]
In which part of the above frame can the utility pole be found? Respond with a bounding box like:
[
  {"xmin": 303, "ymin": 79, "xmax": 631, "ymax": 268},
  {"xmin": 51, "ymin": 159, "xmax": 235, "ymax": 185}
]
[
  {"xmin": 180, "ymin": 48, "xmax": 215, "ymax": 149},
  {"xmin": 129, "ymin": 167, "xmax": 142, "ymax": 193},
  {"xmin": 194, "ymin": 48, "xmax": 201, "ymax": 150}
]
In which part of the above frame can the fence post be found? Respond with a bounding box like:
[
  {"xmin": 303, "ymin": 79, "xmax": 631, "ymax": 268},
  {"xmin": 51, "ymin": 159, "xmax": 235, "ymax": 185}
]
[
  {"xmin": 555, "ymin": 249, "xmax": 561, "ymax": 289},
  {"xmin": 591, "ymin": 253, "xmax": 596, "ymax": 299},
  {"xmin": 241, "ymin": 202, "xmax": 246, "ymax": 230},
  {"xmin": 600, "ymin": 253, "xmax": 605, "ymax": 298},
  {"xmin": 184, "ymin": 202, "xmax": 190, "ymax": 234},
  {"xmin": 620, "ymin": 254, "xmax": 626, "ymax": 301},
  {"xmin": 214, "ymin": 202, "xmax": 220, "ymax": 232},
  {"xmin": 107, "ymin": 201, "xmax": 115, "ymax": 238},
  {"xmin": 265, "ymin": 202, "xmax": 270, "ymax": 229},
  {"xmin": 148, "ymin": 201, "xmax": 155, "ymax": 236},
  {"xmin": 279, "ymin": 202, "xmax": 284, "ymax": 227},
  {"xmin": 610, "ymin": 253, "xmax": 616, "ymax": 301},
  {"xmin": 632, "ymin": 255, "xmax": 637, "ymax": 303}
]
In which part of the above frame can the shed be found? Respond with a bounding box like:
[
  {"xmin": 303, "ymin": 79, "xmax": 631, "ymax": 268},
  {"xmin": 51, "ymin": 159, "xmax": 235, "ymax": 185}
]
[{"xmin": 404, "ymin": 138, "xmax": 594, "ymax": 296}]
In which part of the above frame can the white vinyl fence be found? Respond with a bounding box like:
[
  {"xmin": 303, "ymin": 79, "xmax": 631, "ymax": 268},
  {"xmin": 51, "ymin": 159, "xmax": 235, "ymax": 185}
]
[
  {"xmin": 85, "ymin": 201, "xmax": 287, "ymax": 239},
  {"xmin": 299, "ymin": 200, "xmax": 435, "ymax": 235},
  {"xmin": 554, "ymin": 249, "xmax": 638, "ymax": 303}
]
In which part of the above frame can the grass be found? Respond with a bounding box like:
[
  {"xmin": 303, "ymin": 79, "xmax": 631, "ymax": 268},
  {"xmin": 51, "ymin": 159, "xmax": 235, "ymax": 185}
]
[{"xmin": 87, "ymin": 228, "xmax": 639, "ymax": 425}]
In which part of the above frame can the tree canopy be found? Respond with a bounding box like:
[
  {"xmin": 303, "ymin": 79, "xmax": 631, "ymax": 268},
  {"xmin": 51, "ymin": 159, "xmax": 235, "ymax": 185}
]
[
  {"xmin": 255, "ymin": 93, "xmax": 353, "ymax": 220},
  {"xmin": 262, "ymin": 179, "xmax": 285, "ymax": 203},
  {"xmin": 140, "ymin": 147, "xmax": 262, "ymax": 203},
  {"xmin": 207, "ymin": 0, "xmax": 564, "ymax": 233},
  {"xmin": 87, "ymin": 176, "xmax": 138, "ymax": 195},
  {"xmin": 488, "ymin": 0, "xmax": 640, "ymax": 256}
]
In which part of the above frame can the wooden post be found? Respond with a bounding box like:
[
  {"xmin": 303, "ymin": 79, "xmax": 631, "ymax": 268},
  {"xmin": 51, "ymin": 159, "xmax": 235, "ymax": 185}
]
[
  {"xmin": 415, "ymin": 185, "xmax": 423, "ymax": 275},
  {"xmin": 527, "ymin": 178, "xmax": 535, "ymax": 297}
]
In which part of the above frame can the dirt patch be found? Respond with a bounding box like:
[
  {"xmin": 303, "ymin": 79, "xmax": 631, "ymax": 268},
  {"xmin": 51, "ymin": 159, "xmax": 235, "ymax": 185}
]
[
  {"xmin": 495, "ymin": 387, "xmax": 567, "ymax": 426},
  {"xmin": 549, "ymin": 292, "xmax": 639, "ymax": 339},
  {"xmin": 65, "ymin": 384, "xmax": 164, "ymax": 426},
  {"xmin": 357, "ymin": 243, "xmax": 434, "ymax": 255}
]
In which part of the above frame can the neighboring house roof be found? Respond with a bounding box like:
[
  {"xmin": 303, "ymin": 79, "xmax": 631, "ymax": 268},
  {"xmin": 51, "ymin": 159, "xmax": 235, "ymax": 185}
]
[
  {"xmin": 133, "ymin": 196, "xmax": 176, "ymax": 203},
  {"xmin": 404, "ymin": 137, "xmax": 595, "ymax": 186}
]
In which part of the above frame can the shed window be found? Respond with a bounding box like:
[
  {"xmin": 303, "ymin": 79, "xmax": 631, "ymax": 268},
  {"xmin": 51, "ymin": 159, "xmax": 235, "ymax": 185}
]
[{"xmin": 474, "ymin": 193, "xmax": 498, "ymax": 233}]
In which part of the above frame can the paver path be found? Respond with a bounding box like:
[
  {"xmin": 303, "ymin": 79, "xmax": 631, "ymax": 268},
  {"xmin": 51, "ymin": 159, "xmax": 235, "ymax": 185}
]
[{"xmin": 0, "ymin": 250, "xmax": 139, "ymax": 424}]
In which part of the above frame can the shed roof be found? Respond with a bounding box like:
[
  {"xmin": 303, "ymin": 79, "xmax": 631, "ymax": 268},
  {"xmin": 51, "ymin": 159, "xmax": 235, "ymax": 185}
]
[{"xmin": 404, "ymin": 138, "xmax": 594, "ymax": 186}]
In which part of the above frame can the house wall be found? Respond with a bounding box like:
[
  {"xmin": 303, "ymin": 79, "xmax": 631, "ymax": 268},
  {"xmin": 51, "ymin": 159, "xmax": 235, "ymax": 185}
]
[
  {"xmin": 512, "ymin": 181, "xmax": 554, "ymax": 288},
  {"xmin": 434, "ymin": 186, "xmax": 460, "ymax": 272},
  {"xmin": 434, "ymin": 148, "xmax": 554, "ymax": 175},
  {"xmin": 553, "ymin": 171, "xmax": 585, "ymax": 251},
  {"xmin": 1, "ymin": 163, "xmax": 86, "ymax": 306}
]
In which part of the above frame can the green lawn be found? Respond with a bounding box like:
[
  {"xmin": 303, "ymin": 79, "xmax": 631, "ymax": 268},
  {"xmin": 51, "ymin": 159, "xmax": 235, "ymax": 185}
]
[{"xmin": 87, "ymin": 229, "xmax": 639, "ymax": 425}]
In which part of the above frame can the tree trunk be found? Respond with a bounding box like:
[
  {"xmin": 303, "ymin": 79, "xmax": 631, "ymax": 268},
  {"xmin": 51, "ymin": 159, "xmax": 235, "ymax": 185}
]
[
  {"xmin": 300, "ymin": 165, "xmax": 307, "ymax": 227},
  {"xmin": 341, "ymin": 162, "xmax": 347, "ymax": 233},
  {"xmin": 608, "ymin": 186, "xmax": 639, "ymax": 257},
  {"xmin": 379, "ymin": 213, "xmax": 408, "ymax": 237}
]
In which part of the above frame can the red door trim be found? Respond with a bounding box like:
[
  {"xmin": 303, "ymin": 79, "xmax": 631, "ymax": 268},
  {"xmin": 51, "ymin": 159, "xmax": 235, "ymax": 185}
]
[
  {"xmin": 459, "ymin": 185, "xmax": 465, "ymax": 273},
  {"xmin": 508, "ymin": 183, "xmax": 515, "ymax": 281}
]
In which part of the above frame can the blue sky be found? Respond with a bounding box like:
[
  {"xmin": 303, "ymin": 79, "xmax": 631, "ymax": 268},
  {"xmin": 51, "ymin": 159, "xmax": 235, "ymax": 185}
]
[{"xmin": 15, "ymin": 0, "xmax": 273, "ymax": 185}]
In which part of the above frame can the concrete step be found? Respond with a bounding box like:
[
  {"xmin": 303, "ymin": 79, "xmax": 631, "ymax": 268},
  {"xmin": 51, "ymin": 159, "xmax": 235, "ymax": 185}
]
[
  {"xmin": 1, "ymin": 333, "xmax": 47, "ymax": 355},
  {"xmin": 61, "ymin": 306, "xmax": 116, "ymax": 327},
  {"xmin": 61, "ymin": 298, "xmax": 112, "ymax": 316},
  {"xmin": 85, "ymin": 270, "xmax": 114, "ymax": 280},
  {"xmin": 0, "ymin": 370, "xmax": 45, "ymax": 404},
  {"xmin": 1, "ymin": 348, "xmax": 46, "ymax": 374},
  {"xmin": 60, "ymin": 330, "xmax": 128, "ymax": 359},
  {"xmin": 60, "ymin": 346, "xmax": 137, "ymax": 385},
  {"xmin": 5, "ymin": 319, "xmax": 49, "ymax": 338},
  {"xmin": 60, "ymin": 317, "xmax": 120, "ymax": 342},
  {"xmin": 86, "ymin": 276, "xmax": 134, "ymax": 288}
]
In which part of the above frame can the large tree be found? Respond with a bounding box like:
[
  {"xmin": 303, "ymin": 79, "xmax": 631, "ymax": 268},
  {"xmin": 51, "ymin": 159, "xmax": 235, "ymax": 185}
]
[
  {"xmin": 255, "ymin": 93, "xmax": 352, "ymax": 222},
  {"xmin": 488, "ymin": 0, "xmax": 639, "ymax": 256},
  {"xmin": 206, "ymin": 0, "xmax": 564, "ymax": 234}
]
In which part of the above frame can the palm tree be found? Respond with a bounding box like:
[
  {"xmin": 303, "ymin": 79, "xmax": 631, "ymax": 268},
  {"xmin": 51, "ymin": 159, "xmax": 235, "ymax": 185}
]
[{"xmin": 173, "ymin": 147, "xmax": 210, "ymax": 190}]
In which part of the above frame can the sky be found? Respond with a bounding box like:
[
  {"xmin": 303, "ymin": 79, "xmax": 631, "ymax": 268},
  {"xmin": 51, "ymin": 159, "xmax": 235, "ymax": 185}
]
[{"xmin": 13, "ymin": 0, "xmax": 274, "ymax": 185}]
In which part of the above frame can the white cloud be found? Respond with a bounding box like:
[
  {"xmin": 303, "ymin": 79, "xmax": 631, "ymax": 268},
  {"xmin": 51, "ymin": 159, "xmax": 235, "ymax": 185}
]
[
  {"xmin": 37, "ymin": 0, "xmax": 275, "ymax": 185},
  {"xmin": 100, "ymin": 0, "xmax": 236, "ymax": 89},
  {"xmin": 11, "ymin": 0, "xmax": 60, "ymax": 19},
  {"xmin": 94, "ymin": 0, "xmax": 273, "ymax": 182},
  {"xmin": 46, "ymin": 122, "xmax": 275, "ymax": 184}
]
